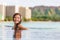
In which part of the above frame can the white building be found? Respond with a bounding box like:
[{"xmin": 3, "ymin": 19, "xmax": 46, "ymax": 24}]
[
  {"xmin": 19, "ymin": 6, "xmax": 31, "ymax": 19},
  {"xmin": 5, "ymin": 6, "xmax": 15, "ymax": 17},
  {"xmin": 0, "ymin": 5, "xmax": 5, "ymax": 20}
]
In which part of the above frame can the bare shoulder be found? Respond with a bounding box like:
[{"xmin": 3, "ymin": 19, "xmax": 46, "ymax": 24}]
[
  {"xmin": 20, "ymin": 24, "xmax": 23, "ymax": 27},
  {"xmin": 19, "ymin": 24, "xmax": 28, "ymax": 30},
  {"xmin": 18, "ymin": 24, "xmax": 24, "ymax": 28}
]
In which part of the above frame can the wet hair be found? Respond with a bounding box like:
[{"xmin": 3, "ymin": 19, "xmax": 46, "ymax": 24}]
[
  {"xmin": 13, "ymin": 13, "xmax": 22, "ymax": 24},
  {"xmin": 13, "ymin": 13, "xmax": 22, "ymax": 37}
]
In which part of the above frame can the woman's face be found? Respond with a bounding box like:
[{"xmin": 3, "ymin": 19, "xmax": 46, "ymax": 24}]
[{"xmin": 13, "ymin": 15, "xmax": 21, "ymax": 24}]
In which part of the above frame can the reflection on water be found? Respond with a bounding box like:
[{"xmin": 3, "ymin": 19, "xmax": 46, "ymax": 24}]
[{"xmin": 0, "ymin": 22, "xmax": 60, "ymax": 40}]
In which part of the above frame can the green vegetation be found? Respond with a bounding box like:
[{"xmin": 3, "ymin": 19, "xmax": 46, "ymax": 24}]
[
  {"xmin": 4, "ymin": 16, "xmax": 13, "ymax": 21},
  {"xmin": 22, "ymin": 17, "xmax": 31, "ymax": 21},
  {"xmin": 31, "ymin": 14, "xmax": 60, "ymax": 21},
  {"xmin": 4, "ymin": 7, "xmax": 60, "ymax": 21},
  {"xmin": 4, "ymin": 15, "xmax": 60, "ymax": 21},
  {"xmin": 31, "ymin": 8, "xmax": 60, "ymax": 21},
  {"xmin": 4, "ymin": 16, "xmax": 31, "ymax": 21},
  {"xmin": 0, "ymin": 14, "xmax": 2, "ymax": 20}
]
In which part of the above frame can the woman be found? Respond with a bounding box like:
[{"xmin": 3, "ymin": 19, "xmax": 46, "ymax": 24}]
[{"xmin": 13, "ymin": 13, "xmax": 28, "ymax": 40}]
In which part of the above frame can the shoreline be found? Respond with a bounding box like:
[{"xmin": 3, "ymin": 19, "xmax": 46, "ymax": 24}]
[{"xmin": 0, "ymin": 20, "xmax": 60, "ymax": 23}]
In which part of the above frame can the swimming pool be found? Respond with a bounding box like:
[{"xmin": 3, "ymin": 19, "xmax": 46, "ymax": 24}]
[{"xmin": 0, "ymin": 22, "xmax": 60, "ymax": 40}]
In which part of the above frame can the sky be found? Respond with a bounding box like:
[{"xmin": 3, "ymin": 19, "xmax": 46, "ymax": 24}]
[{"xmin": 0, "ymin": 0, "xmax": 60, "ymax": 7}]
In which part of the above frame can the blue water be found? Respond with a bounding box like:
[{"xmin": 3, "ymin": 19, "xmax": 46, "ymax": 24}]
[{"xmin": 0, "ymin": 22, "xmax": 60, "ymax": 40}]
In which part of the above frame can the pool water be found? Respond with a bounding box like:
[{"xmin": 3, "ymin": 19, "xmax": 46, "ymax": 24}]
[{"xmin": 0, "ymin": 22, "xmax": 60, "ymax": 40}]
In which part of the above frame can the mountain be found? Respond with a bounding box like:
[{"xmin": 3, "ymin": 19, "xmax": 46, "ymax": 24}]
[{"xmin": 29, "ymin": 6, "xmax": 60, "ymax": 17}]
